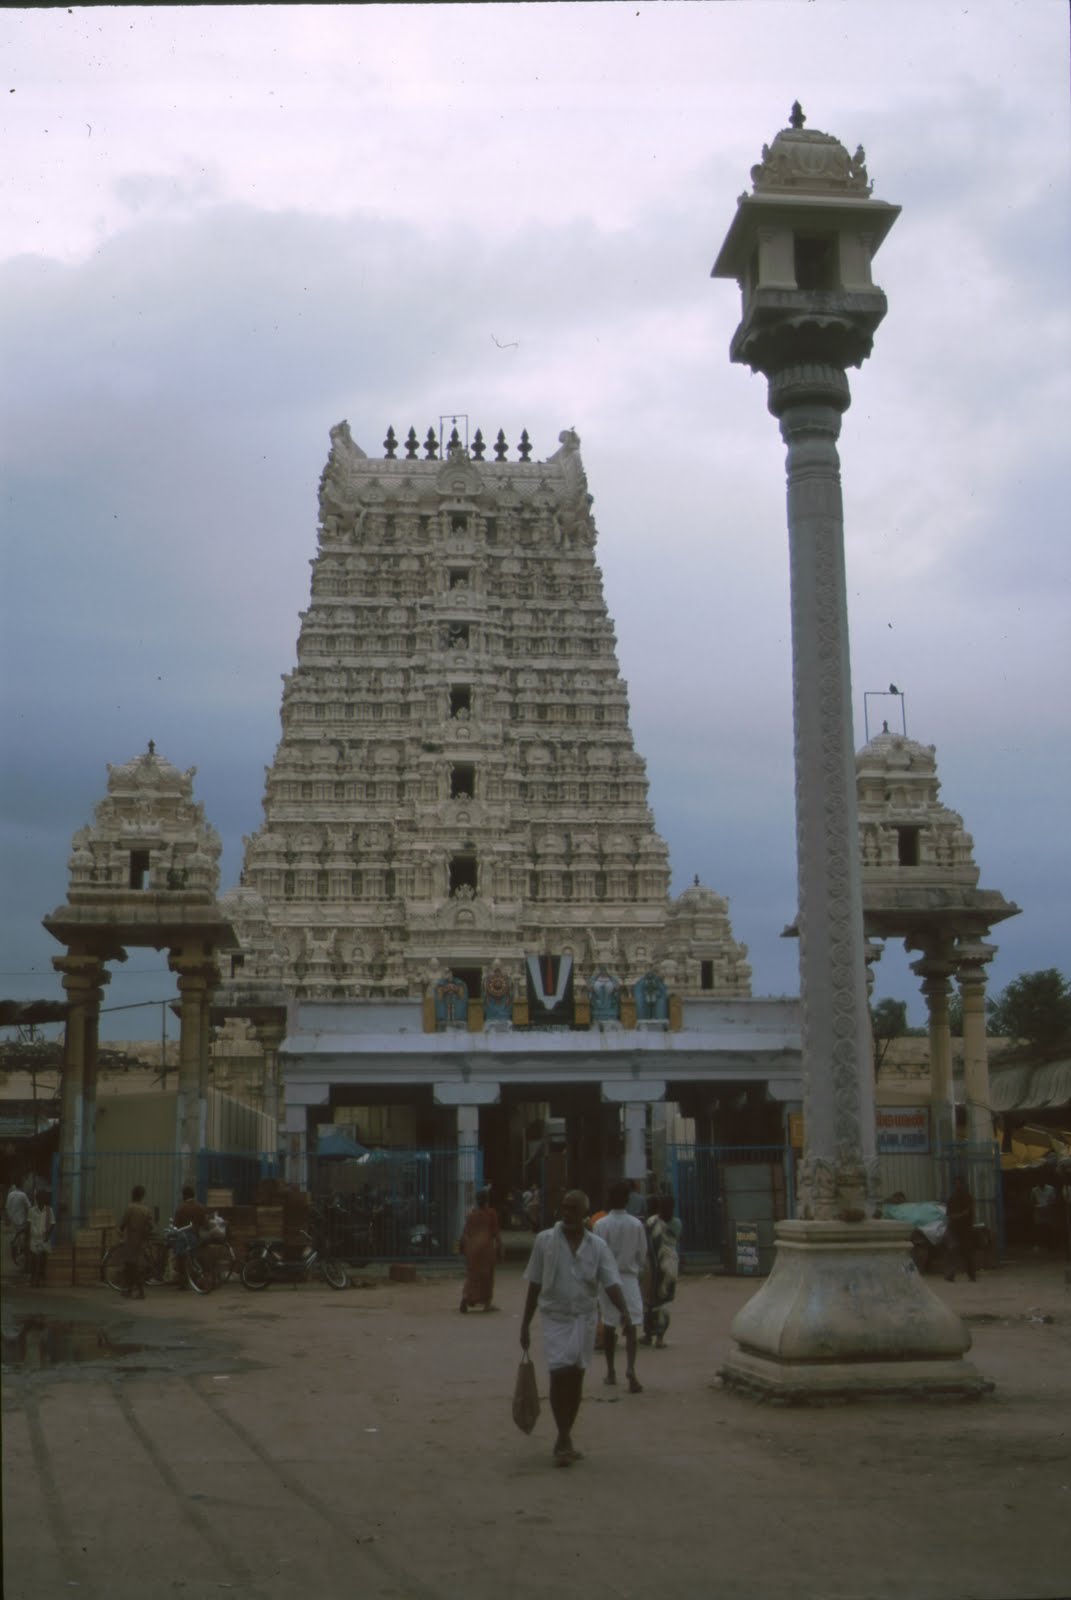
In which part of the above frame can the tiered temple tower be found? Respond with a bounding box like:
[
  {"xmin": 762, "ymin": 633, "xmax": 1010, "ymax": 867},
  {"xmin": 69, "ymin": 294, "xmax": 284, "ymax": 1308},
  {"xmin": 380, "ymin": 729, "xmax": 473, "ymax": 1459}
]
[{"xmin": 231, "ymin": 421, "xmax": 750, "ymax": 1012}]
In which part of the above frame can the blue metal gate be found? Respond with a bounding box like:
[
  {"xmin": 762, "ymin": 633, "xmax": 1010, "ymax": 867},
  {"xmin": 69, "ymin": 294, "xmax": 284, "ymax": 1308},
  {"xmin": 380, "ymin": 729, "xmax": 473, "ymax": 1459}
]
[
  {"xmin": 667, "ymin": 1144, "xmax": 794, "ymax": 1269},
  {"xmin": 935, "ymin": 1142, "xmax": 1004, "ymax": 1255},
  {"xmin": 311, "ymin": 1145, "xmax": 483, "ymax": 1261}
]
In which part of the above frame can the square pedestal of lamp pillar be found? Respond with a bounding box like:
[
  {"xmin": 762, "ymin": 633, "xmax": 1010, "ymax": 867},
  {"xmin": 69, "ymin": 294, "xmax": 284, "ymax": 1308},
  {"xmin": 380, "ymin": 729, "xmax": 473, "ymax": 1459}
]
[{"xmin": 717, "ymin": 1218, "xmax": 993, "ymax": 1402}]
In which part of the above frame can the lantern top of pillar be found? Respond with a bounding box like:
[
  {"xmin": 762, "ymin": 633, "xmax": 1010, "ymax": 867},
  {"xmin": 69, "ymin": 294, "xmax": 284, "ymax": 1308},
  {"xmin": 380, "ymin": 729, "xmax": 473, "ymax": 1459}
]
[
  {"xmin": 711, "ymin": 105, "xmax": 899, "ymax": 374},
  {"xmin": 749, "ymin": 103, "xmax": 873, "ymax": 199}
]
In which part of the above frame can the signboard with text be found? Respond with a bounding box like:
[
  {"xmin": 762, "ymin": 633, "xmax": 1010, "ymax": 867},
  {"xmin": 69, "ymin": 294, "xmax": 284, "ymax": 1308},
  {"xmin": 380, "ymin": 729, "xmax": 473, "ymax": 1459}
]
[
  {"xmin": 876, "ymin": 1107, "xmax": 930, "ymax": 1154},
  {"xmin": 735, "ymin": 1222, "xmax": 760, "ymax": 1275}
]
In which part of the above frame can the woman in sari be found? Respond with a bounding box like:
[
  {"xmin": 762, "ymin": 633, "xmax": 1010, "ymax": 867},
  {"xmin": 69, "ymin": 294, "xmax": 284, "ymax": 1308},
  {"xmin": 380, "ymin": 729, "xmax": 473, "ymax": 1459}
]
[
  {"xmin": 642, "ymin": 1194, "xmax": 680, "ymax": 1347},
  {"xmin": 458, "ymin": 1188, "xmax": 503, "ymax": 1312}
]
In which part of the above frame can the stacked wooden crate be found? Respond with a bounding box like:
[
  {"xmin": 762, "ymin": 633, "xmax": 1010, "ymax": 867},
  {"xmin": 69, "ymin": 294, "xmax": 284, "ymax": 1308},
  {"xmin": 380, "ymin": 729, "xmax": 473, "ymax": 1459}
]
[
  {"xmin": 223, "ymin": 1204, "xmax": 258, "ymax": 1266},
  {"xmin": 254, "ymin": 1205, "xmax": 285, "ymax": 1247},
  {"xmin": 46, "ymin": 1243, "xmax": 75, "ymax": 1285}
]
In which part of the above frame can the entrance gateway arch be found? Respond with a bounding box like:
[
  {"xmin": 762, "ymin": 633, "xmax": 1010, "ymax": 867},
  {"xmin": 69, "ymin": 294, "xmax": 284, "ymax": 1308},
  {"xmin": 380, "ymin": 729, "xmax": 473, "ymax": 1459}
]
[{"xmin": 43, "ymin": 744, "xmax": 237, "ymax": 1234}]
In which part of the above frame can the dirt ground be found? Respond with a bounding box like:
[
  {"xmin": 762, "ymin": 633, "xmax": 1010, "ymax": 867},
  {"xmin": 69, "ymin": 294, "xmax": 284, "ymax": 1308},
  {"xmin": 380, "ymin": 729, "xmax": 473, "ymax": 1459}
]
[{"xmin": 2, "ymin": 1237, "xmax": 1069, "ymax": 1600}]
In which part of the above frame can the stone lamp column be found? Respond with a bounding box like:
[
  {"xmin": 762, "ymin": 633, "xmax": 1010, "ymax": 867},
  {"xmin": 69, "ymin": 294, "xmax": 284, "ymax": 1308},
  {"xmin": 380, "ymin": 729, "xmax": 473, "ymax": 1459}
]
[{"xmin": 711, "ymin": 106, "xmax": 988, "ymax": 1398}]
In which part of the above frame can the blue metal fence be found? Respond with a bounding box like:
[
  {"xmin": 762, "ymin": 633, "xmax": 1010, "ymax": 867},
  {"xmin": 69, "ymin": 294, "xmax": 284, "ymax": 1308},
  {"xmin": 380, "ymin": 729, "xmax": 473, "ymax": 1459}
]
[
  {"xmin": 311, "ymin": 1145, "xmax": 483, "ymax": 1261},
  {"xmin": 935, "ymin": 1141, "xmax": 1005, "ymax": 1255},
  {"xmin": 51, "ymin": 1143, "xmax": 478, "ymax": 1261},
  {"xmin": 667, "ymin": 1143, "xmax": 794, "ymax": 1269}
]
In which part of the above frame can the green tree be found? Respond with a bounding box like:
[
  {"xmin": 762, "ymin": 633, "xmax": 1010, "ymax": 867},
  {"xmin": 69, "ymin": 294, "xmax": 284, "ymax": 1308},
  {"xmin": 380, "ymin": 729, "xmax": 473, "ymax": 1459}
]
[
  {"xmin": 871, "ymin": 997, "xmax": 908, "ymax": 1076},
  {"xmin": 947, "ymin": 991, "xmax": 963, "ymax": 1037},
  {"xmin": 986, "ymin": 968, "xmax": 1071, "ymax": 1052}
]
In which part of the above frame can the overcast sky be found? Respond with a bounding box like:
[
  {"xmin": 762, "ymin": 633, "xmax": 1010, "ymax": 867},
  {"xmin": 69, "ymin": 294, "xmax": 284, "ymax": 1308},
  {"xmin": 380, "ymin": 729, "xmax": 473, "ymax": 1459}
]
[{"xmin": 2, "ymin": 2, "xmax": 1068, "ymax": 1043}]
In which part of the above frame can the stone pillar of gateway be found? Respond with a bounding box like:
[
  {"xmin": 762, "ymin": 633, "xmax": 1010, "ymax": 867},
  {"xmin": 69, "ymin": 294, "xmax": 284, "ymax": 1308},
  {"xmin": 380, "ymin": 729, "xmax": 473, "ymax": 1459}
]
[
  {"xmin": 52, "ymin": 948, "xmax": 114, "ymax": 1239},
  {"xmin": 711, "ymin": 105, "xmax": 989, "ymax": 1398}
]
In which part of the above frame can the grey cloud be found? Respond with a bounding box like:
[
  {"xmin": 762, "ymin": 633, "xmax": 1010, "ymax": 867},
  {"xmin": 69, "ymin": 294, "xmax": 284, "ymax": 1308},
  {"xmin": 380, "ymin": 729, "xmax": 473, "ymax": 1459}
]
[{"xmin": 2, "ymin": 83, "xmax": 1068, "ymax": 1034}]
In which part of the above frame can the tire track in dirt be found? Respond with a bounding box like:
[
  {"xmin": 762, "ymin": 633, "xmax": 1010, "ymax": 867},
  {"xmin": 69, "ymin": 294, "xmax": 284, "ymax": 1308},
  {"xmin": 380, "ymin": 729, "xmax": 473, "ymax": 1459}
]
[
  {"xmin": 13, "ymin": 1377, "xmax": 92, "ymax": 1592},
  {"xmin": 110, "ymin": 1379, "xmax": 272, "ymax": 1599},
  {"xmin": 187, "ymin": 1372, "xmax": 445, "ymax": 1600}
]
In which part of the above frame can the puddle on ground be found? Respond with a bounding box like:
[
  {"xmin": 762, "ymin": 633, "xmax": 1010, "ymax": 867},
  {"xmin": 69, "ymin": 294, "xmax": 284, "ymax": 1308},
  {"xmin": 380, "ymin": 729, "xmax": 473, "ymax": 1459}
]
[{"xmin": 1, "ymin": 1316, "xmax": 182, "ymax": 1370}]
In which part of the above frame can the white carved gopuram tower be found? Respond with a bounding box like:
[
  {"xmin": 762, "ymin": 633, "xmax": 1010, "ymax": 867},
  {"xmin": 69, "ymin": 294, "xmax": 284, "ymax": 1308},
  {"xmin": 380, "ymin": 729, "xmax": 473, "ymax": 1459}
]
[{"xmin": 231, "ymin": 421, "xmax": 751, "ymax": 1010}]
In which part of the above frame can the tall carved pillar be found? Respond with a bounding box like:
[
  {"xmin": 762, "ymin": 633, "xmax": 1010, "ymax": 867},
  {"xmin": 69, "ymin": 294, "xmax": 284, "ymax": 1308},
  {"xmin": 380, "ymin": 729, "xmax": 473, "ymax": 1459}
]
[
  {"xmin": 169, "ymin": 954, "xmax": 215, "ymax": 1187},
  {"xmin": 52, "ymin": 951, "xmax": 110, "ymax": 1236},
  {"xmin": 771, "ymin": 363, "xmax": 877, "ymax": 1219},
  {"xmin": 912, "ymin": 953, "xmax": 957, "ymax": 1150},
  {"xmin": 956, "ymin": 943, "xmax": 996, "ymax": 1148},
  {"xmin": 712, "ymin": 107, "xmax": 987, "ymax": 1396}
]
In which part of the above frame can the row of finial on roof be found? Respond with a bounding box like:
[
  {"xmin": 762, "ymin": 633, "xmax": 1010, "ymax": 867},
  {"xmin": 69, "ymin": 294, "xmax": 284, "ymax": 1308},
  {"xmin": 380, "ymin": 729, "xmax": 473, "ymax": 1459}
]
[{"xmin": 382, "ymin": 426, "xmax": 533, "ymax": 462}]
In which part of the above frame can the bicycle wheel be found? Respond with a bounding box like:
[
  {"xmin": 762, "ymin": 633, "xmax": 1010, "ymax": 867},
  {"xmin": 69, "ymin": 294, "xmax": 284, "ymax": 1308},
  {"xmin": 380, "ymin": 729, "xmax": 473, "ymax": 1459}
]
[
  {"xmin": 321, "ymin": 1257, "xmax": 349, "ymax": 1291},
  {"xmin": 143, "ymin": 1245, "xmax": 168, "ymax": 1286},
  {"xmin": 11, "ymin": 1228, "xmax": 28, "ymax": 1272},
  {"xmin": 215, "ymin": 1243, "xmax": 239, "ymax": 1284},
  {"xmin": 241, "ymin": 1252, "xmax": 272, "ymax": 1290},
  {"xmin": 103, "ymin": 1246, "xmax": 126, "ymax": 1292},
  {"xmin": 182, "ymin": 1252, "xmax": 213, "ymax": 1295}
]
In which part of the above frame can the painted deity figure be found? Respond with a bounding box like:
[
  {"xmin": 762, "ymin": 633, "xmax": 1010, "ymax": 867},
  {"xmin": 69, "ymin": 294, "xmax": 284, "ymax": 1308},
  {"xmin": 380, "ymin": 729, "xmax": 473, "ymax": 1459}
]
[
  {"xmin": 633, "ymin": 972, "xmax": 668, "ymax": 1022},
  {"xmin": 434, "ymin": 976, "xmax": 469, "ymax": 1028},
  {"xmin": 483, "ymin": 964, "xmax": 512, "ymax": 1022},
  {"xmin": 589, "ymin": 969, "xmax": 621, "ymax": 1023}
]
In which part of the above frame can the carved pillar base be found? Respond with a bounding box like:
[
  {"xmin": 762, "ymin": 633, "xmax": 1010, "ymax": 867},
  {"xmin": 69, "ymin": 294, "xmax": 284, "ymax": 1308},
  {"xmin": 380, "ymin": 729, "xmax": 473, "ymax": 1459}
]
[{"xmin": 718, "ymin": 1220, "xmax": 991, "ymax": 1401}]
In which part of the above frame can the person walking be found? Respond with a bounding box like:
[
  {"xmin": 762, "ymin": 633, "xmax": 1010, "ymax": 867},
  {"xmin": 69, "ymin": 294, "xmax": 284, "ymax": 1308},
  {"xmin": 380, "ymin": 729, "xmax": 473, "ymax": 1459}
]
[
  {"xmin": 458, "ymin": 1187, "xmax": 503, "ymax": 1312},
  {"xmin": 641, "ymin": 1194, "xmax": 681, "ymax": 1348},
  {"xmin": 26, "ymin": 1189, "xmax": 55, "ymax": 1287},
  {"xmin": 943, "ymin": 1176, "xmax": 977, "ymax": 1283},
  {"xmin": 519, "ymin": 1188, "xmax": 632, "ymax": 1468},
  {"xmin": 5, "ymin": 1179, "xmax": 31, "ymax": 1232},
  {"xmin": 118, "ymin": 1185, "xmax": 154, "ymax": 1298},
  {"xmin": 593, "ymin": 1181, "xmax": 646, "ymax": 1393}
]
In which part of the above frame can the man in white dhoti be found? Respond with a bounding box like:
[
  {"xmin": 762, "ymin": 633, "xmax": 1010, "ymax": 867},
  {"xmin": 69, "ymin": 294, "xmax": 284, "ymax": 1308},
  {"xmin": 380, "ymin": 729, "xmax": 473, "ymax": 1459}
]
[
  {"xmin": 594, "ymin": 1180, "xmax": 646, "ymax": 1394},
  {"xmin": 520, "ymin": 1189, "xmax": 631, "ymax": 1467}
]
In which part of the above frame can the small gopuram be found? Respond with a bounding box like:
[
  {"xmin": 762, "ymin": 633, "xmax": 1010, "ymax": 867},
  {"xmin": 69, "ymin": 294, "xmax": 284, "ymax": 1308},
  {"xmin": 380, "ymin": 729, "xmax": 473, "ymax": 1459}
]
[
  {"xmin": 712, "ymin": 105, "xmax": 989, "ymax": 1396},
  {"xmin": 218, "ymin": 419, "xmax": 788, "ymax": 1200},
  {"xmin": 858, "ymin": 729, "xmax": 1019, "ymax": 1146},
  {"xmin": 44, "ymin": 744, "xmax": 236, "ymax": 1233}
]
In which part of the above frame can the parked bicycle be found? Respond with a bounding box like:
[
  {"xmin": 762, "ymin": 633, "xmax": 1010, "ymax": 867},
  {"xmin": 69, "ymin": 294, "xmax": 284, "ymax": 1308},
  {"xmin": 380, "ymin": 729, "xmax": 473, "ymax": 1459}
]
[
  {"xmin": 201, "ymin": 1212, "xmax": 239, "ymax": 1283},
  {"xmin": 102, "ymin": 1221, "xmax": 215, "ymax": 1295},
  {"xmin": 241, "ymin": 1203, "xmax": 348, "ymax": 1291}
]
